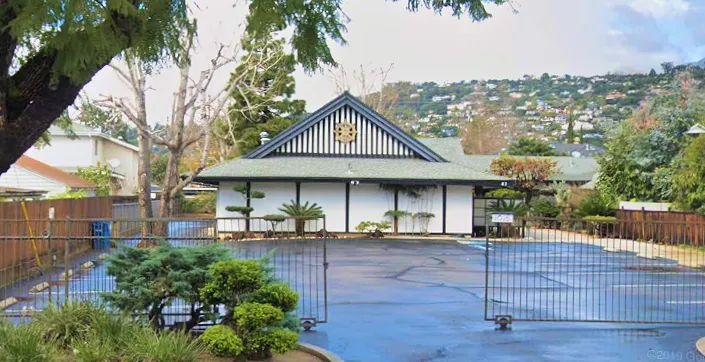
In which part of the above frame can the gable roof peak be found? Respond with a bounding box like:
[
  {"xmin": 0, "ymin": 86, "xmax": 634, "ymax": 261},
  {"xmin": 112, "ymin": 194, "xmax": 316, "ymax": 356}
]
[{"xmin": 244, "ymin": 93, "xmax": 446, "ymax": 162}]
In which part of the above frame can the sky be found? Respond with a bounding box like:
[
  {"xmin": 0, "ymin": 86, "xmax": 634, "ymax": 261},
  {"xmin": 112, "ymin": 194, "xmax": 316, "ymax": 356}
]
[{"xmin": 82, "ymin": 0, "xmax": 705, "ymax": 124}]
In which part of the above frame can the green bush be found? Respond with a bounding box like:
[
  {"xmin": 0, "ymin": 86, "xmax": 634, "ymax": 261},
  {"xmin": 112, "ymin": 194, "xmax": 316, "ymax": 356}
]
[
  {"xmin": 0, "ymin": 323, "xmax": 58, "ymax": 362},
  {"xmin": 33, "ymin": 302, "xmax": 106, "ymax": 349},
  {"xmin": 201, "ymin": 325, "xmax": 244, "ymax": 358},
  {"xmin": 582, "ymin": 215, "xmax": 617, "ymax": 222},
  {"xmin": 234, "ymin": 303, "xmax": 285, "ymax": 332},
  {"xmin": 576, "ymin": 192, "xmax": 616, "ymax": 217},
  {"xmin": 248, "ymin": 283, "xmax": 299, "ymax": 313},
  {"xmin": 181, "ymin": 193, "xmax": 216, "ymax": 214},
  {"xmin": 242, "ymin": 328, "xmax": 298, "ymax": 360},
  {"xmin": 486, "ymin": 188, "xmax": 524, "ymax": 200},
  {"xmin": 530, "ymin": 199, "xmax": 560, "ymax": 218},
  {"xmin": 201, "ymin": 259, "xmax": 268, "ymax": 308},
  {"xmin": 126, "ymin": 328, "xmax": 204, "ymax": 362},
  {"xmin": 488, "ymin": 199, "xmax": 529, "ymax": 216},
  {"xmin": 104, "ymin": 244, "xmax": 230, "ymax": 330}
]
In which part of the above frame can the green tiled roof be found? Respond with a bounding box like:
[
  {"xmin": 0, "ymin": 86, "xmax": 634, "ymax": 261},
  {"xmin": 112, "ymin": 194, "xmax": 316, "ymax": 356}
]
[
  {"xmin": 418, "ymin": 138, "xmax": 599, "ymax": 182},
  {"xmin": 197, "ymin": 137, "xmax": 598, "ymax": 184}
]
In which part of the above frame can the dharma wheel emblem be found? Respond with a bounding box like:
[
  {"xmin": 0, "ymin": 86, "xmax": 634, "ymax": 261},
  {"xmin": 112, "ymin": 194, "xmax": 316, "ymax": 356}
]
[{"xmin": 334, "ymin": 122, "xmax": 357, "ymax": 143}]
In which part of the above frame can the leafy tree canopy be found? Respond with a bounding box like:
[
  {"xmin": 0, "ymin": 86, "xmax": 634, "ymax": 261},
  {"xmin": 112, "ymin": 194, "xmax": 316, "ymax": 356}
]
[
  {"xmin": 507, "ymin": 137, "xmax": 556, "ymax": 156},
  {"xmin": 489, "ymin": 155, "xmax": 558, "ymax": 203},
  {"xmin": 0, "ymin": 0, "xmax": 507, "ymax": 175}
]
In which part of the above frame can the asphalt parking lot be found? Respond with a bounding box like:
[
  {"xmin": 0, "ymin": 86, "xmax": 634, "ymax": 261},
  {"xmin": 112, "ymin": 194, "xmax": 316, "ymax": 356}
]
[{"xmin": 299, "ymin": 238, "xmax": 705, "ymax": 362}]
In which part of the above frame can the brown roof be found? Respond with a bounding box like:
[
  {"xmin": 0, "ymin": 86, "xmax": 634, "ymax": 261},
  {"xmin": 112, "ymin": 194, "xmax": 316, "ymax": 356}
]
[{"xmin": 16, "ymin": 156, "xmax": 96, "ymax": 189}]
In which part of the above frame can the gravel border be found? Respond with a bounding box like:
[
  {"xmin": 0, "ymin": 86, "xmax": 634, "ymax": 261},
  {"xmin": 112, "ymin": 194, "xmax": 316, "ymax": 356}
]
[{"xmin": 296, "ymin": 343, "xmax": 344, "ymax": 362}]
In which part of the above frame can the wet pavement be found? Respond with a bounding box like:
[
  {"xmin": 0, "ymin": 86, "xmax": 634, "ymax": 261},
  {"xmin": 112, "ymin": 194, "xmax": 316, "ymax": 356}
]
[{"xmin": 299, "ymin": 239, "xmax": 705, "ymax": 362}]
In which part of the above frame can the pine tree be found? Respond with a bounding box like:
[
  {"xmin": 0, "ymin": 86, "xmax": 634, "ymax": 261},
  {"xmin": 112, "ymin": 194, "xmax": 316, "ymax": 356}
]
[{"xmin": 217, "ymin": 32, "xmax": 306, "ymax": 156}]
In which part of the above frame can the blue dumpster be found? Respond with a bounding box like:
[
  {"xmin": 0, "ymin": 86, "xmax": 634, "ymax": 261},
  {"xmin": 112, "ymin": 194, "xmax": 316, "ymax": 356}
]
[{"xmin": 91, "ymin": 221, "xmax": 112, "ymax": 250}]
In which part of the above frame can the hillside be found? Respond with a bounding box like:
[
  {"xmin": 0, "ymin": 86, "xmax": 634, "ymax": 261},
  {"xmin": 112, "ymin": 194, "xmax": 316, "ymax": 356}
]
[{"xmin": 376, "ymin": 65, "xmax": 705, "ymax": 145}]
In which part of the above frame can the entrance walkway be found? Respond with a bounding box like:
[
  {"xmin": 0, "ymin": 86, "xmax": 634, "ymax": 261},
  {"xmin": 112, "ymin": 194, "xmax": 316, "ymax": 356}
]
[{"xmin": 300, "ymin": 239, "xmax": 704, "ymax": 362}]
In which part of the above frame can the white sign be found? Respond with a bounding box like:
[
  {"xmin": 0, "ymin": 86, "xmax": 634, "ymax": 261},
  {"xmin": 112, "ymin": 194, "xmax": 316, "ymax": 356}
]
[
  {"xmin": 491, "ymin": 213, "xmax": 514, "ymax": 224},
  {"xmin": 48, "ymin": 207, "xmax": 55, "ymax": 220}
]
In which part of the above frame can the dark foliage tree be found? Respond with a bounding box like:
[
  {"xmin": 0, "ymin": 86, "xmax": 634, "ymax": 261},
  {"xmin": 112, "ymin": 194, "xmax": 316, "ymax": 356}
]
[
  {"xmin": 0, "ymin": 0, "xmax": 506, "ymax": 175},
  {"xmin": 507, "ymin": 137, "xmax": 556, "ymax": 156}
]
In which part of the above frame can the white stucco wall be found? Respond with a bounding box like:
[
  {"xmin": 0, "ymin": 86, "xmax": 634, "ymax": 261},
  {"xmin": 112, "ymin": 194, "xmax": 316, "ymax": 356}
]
[
  {"xmin": 250, "ymin": 182, "xmax": 296, "ymax": 232},
  {"xmin": 25, "ymin": 136, "xmax": 94, "ymax": 169},
  {"xmin": 397, "ymin": 186, "xmax": 443, "ymax": 234},
  {"xmin": 216, "ymin": 181, "xmax": 247, "ymax": 232},
  {"xmin": 300, "ymin": 182, "xmax": 346, "ymax": 232},
  {"xmin": 101, "ymin": 139, "xmax": 139, "ymax": 196},
  {"xmin": 348, "ymin": 184, "xmax": 390, "ymax": 232},
  {"xmin": 446, "ymin": 185, "xmax": 474, "ymax": 234}
]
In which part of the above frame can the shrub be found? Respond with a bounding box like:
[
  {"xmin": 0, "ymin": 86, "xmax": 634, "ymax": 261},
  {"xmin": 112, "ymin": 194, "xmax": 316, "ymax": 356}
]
[
  {"xmin": 234, "ymin": 303, "xmax": 285, "ymax": 332},
  {"xmin": 279, "ymin": 200, "xmax": 324, "ymax": 236},
  {"xmin": 488, "ymin": 199, "xmax": 529, "ymax": 216},
  {"xmin": 126, "ymin": 328, "xmax": 204, "ymax": 362},
  {"xmin": 486, "ymin": 188, "xmax": 524, "ymax": 200},
  {"xmin": 248, "ymin": 283, "xmax": 299, "ymax": 313},
  {"xmin": 201, "ymin": 325, "xmax": 244, "ymax": 358},
  {"xmin": 355, "ymin": 221, "xmax": 392, "ymax": 233},
  {"xmin": 181, "ymin": 193, "xmax": 216, "ymax": 214},
  {"xmin": 104, "ymin": 244, "xmax": 229, "ymax": 330},
  {"xmin": 71, "ymin": 331, "xmax": 119, "ymax": 362},
  {"xmin": 0, "ymin": 323, "xmax": 57, "ymax": 362},
  {"xmin": 575, "ymin": 192, "xmax": 616, "ymax": 217},
  {"xmin": 530, "ymin": 199, "xmax": 560, "ymax": 218},
  {"xmin": 201, "ymin": 259, "xmax": 268, "ymax": 309},
  {"xmin": 242, "ymin": 328, "xmax": 298, "ymax": 359},
  {"xmin": 33, "ymin": 302, "xmax": 105, "ymax": 349},
  {"xmin": 582, "ymin": 216, "xmax": 618, "ymax": 237}
]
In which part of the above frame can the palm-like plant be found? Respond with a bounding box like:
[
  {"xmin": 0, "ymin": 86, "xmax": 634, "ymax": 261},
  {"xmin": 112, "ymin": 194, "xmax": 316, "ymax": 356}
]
[
  {"xmin": 278, "ymin": 200, "xmax": 324, "ymax": 236},
  {"xmin": 488, "ymin": 199, "xmax": 529, "ymax": 217},
  {"xmin": 384, "ymin": 210, "xmax": 411, "ymax": 235}
]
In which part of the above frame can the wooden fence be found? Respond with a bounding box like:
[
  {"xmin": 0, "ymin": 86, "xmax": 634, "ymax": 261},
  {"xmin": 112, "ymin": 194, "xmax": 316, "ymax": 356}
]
[{"xmin": 616, "ymin": 209, "xmax": 705, "ymax": 246}]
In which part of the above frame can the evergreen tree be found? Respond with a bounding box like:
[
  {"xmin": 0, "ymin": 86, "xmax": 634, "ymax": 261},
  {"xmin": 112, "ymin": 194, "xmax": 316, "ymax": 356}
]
[{"xmin": 218, "ymin": 32, "xmax": 306, "ymax": 156}]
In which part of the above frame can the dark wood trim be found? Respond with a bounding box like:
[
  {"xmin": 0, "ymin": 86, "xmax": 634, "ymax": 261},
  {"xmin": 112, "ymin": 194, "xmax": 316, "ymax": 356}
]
[
  {"xmin": 197, "ymin": 177, "xmax": 509, "ymax": 187},
  {"xmin": 345, "ymin": 182, "xmax": 350, "ymax": 233},
  {"xmin": 245, "ymin": 182, "xmax": 251, "ymax": 232},
  {"xmin": 471, "ymin": 186, "xmax": 476, "ymax": 236},
  {"xmin": 442, "ymin": 185, "xmax": 447, "ymax": 234},
  {"xmin": 394, "ymin": 189, "xmax": 399, "ymax": 211},
  {"xmin": 295, "ymin": 182, "xmax": 301, "ymax": 204}
]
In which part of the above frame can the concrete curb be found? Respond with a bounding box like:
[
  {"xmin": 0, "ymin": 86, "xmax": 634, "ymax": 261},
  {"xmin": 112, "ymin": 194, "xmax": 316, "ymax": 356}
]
[
  {"xmin": 0, "ymin": 297, "xmax": 18, "ymax": 310},
  {"xmin": 59, "ymin": 269, "xmax": 74, "ymax": 281},
  {"xmin": 29, "ymin": 281, "xmax": 50, "ymax": 293},
  {"xmin": 696, "ymin": 337, "xmax": 705, "ymax": 357},
  {"xmin": 296, "ymin": 343, "xmax": 344, "ymax": 362}
]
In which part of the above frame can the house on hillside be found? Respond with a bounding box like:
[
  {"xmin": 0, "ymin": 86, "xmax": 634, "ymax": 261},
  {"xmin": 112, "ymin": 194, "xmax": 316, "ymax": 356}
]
[
  {"xmin": 25, "ymin": 124, "xmax": 139, "ymax": 196},
  {"xmin": 197, "ymin": 93, "xmax": 601, "ymax": 236},
  {"xmin": 550, "ymin": 143, "xmax": 604, "ymax": 157},
  {"xmin": 0, "ymin": 156, "xmax": 96, "ymax": 198}
]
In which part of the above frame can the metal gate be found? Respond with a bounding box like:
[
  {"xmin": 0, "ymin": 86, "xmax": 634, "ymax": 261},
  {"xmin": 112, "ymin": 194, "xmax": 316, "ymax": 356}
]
[
  {"xmin": 0, "ymin": 216, "xmax": 328, "ymax": 329},
  {"xmin": 484, "ymin": 216, "xmax": 705, "ymax": 326}
]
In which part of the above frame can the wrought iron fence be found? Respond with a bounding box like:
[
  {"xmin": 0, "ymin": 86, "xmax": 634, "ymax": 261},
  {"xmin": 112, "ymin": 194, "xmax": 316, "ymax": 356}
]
[
  {"xmin": 485, "ymin": 217, "xmax": 705, "ymax": 326},
  {"xmin": 0, "ymin": 217, "xmax": 328, "ymax": 328}
]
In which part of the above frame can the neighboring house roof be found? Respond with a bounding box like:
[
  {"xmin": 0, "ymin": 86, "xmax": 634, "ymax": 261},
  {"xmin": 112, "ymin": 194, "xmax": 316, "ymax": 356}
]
[
  {"xmin": 0, "ymin": 186, "xmax": 47, "ymax": 198},
  {"xmin": 16, "ymin": 156, "xmax": 96, "ymax": 189},
  {"xmin": 549, "ymin": 142, "xmax": 604, "ymax": 157},
  {"xmin": 418, "ymin": 138, "xmax": 598, "ymax": 183},
  {"xmin": 685, "ymin": 123, "xmax": 705, "ymax": 135},
  {"xmin": 47, "ymin": 124, "xmax": 139, "ymax": 152}
]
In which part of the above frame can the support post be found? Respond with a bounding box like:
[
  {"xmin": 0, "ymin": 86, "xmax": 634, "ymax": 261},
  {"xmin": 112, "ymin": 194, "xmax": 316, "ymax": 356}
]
[
  {"xmin": 64, "ymin": 217, "xmax": 71, "ymax": 304},
  {"xmin": 345, "ymin": 183, "xmax": 350, "ymax": 233}
]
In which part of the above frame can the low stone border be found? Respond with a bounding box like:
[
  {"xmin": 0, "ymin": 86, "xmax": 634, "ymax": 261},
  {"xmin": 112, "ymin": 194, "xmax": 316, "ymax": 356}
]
[
  {"xmin": 696, "ymin": 337, "xmax": 705, "ymax": 357},
  {"xmin": 296, "ymin": 343, "xmax": 344, "ymax": 362}
]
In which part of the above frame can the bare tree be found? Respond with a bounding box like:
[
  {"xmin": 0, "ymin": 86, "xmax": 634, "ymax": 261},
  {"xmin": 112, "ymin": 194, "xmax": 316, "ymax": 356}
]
[
  {"xmin": 97, "ymin": 56, "xmax": 153, "ymax": 219},
  {"xmin": 328, "ymin": 64, "xmax": 399, "ymax": 121},
  {"xmin": 461, "ymin": 115, "xmax": 517, "ymax": 155},
  {"xmin": 99, "ymin": 30, "xmax": 285, "ymax": 218}
]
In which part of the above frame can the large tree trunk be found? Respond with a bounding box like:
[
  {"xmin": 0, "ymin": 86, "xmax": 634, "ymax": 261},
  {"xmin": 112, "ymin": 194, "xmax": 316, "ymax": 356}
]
[
  {"xmin": 137, "ymin": 131, "xmax": 153, "ymax": 218},
  {"xmin": 0, "ymin": 5, "xmax": 140, "ymax": 175}
]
